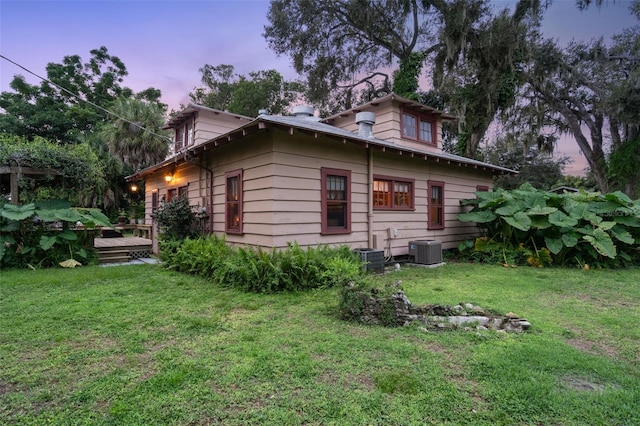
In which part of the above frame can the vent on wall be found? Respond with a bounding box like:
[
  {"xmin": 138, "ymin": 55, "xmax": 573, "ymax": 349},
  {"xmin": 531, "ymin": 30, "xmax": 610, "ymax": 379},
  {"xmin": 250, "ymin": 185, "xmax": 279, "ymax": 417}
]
[{"xmin": 408, "ymin": 240, "xmax": 442, "ymax": 265}]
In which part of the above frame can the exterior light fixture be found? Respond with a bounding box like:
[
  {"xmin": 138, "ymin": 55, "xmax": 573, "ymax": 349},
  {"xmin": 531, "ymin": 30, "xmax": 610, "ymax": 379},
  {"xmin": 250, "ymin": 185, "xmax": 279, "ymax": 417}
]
[
  {"xmin": 130, "ymin": 184, "xmax": 138, "ymax": 192},
  {"xmin": 165, "ymin": 173, "xmax": 173, "ymax": 182}
]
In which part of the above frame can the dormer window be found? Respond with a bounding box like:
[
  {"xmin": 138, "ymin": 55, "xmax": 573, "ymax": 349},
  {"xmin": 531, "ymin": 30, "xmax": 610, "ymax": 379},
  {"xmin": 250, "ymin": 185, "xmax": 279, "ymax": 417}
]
[
  {"xmin": 174, "ymin": 120, "xmax": 194, "ymax": 152},
  {"xmin": 401, "ymin": 110, "xmax": 436, "ymax": 145}
]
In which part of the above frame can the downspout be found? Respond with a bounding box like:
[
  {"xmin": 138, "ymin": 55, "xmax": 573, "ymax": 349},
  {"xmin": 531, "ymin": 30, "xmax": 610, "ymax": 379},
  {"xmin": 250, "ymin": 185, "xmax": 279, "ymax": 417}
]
[
  {"xmin": 187, "ymin": 153, "xmax": 214, "ymax": 235},
  {"xmin": 356, "ymin": 111, "xmax": 376, "ymax": 250},
  {"xmin": 368, "ymin": 148, "xmax": 374, "ymax": 248}
]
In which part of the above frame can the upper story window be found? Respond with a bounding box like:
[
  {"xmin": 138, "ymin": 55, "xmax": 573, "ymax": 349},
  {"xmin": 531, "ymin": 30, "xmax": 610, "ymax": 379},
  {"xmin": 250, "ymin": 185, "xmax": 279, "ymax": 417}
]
[
  {"xmin": 321, "ymin": 167, "xmax": 351, "ymax": 234},
  {"xmin": 174, "ymin": 120, "xmax": 194, "ymax": 152},
  {"xmin": 373, "ymin": 175, "xmax": 414, "ymax": 210},
  {"xmin": 401, "ymin": 110, "xmax": 436, "ymax": 145}
]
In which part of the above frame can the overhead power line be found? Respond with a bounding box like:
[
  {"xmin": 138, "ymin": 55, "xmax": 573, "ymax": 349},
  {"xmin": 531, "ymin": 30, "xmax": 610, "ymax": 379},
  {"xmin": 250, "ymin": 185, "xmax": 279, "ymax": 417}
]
[{"xmin": 0, "ymin": 54, "xmax": 173, "ymax": 143}]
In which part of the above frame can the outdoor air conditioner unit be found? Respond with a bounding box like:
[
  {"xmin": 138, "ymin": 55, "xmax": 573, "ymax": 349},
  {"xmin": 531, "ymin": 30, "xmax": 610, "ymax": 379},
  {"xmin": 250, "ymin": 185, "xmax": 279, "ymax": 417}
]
[{"xmin": 408, "ymin": 240, "xmax": 442, "ymax": 265}]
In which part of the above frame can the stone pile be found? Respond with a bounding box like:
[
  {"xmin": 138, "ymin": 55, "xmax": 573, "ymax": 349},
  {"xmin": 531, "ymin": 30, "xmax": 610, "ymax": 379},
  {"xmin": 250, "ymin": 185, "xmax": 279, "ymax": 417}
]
[{"xmin": 343, "ymin": 282, "xmax": 531, "ymax": 332}]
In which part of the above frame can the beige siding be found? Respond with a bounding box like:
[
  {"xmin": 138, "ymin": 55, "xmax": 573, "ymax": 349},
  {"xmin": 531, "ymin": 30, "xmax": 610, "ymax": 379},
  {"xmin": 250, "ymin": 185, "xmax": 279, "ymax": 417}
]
[
  {"xmin": 143, "ymin": 116, "xmax": 494, "ymax": 256},
  {"xmin": 193, "ymin": 110, "xmax": 252, "ymax": 147}
]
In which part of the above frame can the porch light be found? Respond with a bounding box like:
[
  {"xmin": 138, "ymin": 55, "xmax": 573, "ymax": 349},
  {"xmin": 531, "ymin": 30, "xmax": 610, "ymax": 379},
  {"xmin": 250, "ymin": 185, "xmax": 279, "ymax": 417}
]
[
  {"xmin": 165, "ymin": 173, "xmax": 173, "ymax": 183},
  {"xmin": 130, "ymin": 184, "xmax": 138, "ymax": 192}
]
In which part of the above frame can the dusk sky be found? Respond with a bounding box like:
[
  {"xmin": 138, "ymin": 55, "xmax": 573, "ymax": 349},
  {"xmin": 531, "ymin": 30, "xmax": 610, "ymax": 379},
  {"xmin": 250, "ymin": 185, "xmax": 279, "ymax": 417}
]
[{"xmin": 1, "ymin": 0, "xmax": 638, "ymax": 175}]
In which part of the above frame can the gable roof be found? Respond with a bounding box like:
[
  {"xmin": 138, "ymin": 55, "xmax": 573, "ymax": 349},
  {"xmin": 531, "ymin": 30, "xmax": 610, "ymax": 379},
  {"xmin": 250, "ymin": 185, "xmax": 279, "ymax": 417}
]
[
  {"xmin": 127, "ymin": 111, "xmax": 515, "ymax": 181},
  {"xmin": 163, "ymin": 103, "xmax": 253, "ymax": 129},
  {"xmin": 322, "ymin": 93, "xmax": 457, "ymax": 123}
]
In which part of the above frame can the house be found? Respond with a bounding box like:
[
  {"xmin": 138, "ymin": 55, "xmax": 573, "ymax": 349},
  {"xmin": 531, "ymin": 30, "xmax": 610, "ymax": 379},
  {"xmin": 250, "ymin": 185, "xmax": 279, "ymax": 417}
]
[{"xmin": 126, "ymin": 94, "xmax": 514, "ymax": 256}]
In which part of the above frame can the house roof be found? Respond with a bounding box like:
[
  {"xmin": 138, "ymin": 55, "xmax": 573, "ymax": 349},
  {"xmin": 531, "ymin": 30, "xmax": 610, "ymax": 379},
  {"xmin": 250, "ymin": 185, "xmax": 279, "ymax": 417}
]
[
  {"xmin": 127, "ymin": 111, "xmax": 515, "ymax": 181},
  {"xmin": 163, "ymin": 103, "xmax": 253, "ymax": 129},
  {"xmin": 322, "ymin": 93, "xmax": 457, "ymax": 123}
]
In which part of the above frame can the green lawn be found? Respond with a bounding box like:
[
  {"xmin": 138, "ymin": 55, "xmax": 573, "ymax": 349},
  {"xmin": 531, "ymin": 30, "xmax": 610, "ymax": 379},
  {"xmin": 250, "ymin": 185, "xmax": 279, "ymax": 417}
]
[{"xmin": 1, "ymin": 263, "xmax": 639, "ymax": 425}]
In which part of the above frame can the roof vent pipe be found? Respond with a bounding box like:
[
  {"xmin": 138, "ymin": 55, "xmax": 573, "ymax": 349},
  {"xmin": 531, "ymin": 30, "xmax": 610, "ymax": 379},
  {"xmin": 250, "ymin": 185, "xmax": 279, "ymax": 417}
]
[
  {"xmin": 356, "ymin": 111, "xmax": 376, "ymax": 138},
  {"xmin": 258, "ymin": 109, "xmax": 269, "ymax": 116},
  {"xmin": 292, "ymin": 105, "xmax": 315, "ymax": 117}
]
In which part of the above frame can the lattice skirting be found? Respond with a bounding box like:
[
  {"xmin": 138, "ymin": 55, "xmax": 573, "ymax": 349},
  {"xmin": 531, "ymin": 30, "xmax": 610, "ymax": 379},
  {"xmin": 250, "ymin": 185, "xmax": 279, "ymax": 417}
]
[{"xmin": 130, "ymin": 248, "xmax": 152, "ymax": 259}]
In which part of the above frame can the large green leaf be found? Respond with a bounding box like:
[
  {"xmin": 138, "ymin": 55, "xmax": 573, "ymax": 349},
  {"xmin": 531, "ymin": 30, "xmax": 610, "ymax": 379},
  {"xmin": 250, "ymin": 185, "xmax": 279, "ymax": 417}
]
[
  {"xmin": 82, "ymin": 209, "xmax": 111, "ymax": 227},
  {"xmin": 610, "ymin": 225, "xmax": 635, "ymax": 245},
  {"xmin": 523, "ymin": 192, "xmax": 547, "ymax": 209},
  {"xmin": 544, "ymin": 237, "xmax": 564, "ymax": 255},
  {"xmin": 39, "ymin": 235, "xmax": 58, "ymax": 251},
  {"xmin": 477, "ymin": 191, "xmax": 508, "ymax": 209},
  {"xmin": 583, "ymin": 228, "xmax": 617, "ymax": 259},
  {"xmin": 457, "ymin": 211, "xmax": 497, "ymax": 223},
  {"xmin": 495, "ymin": 201, "xmax": 525, "ymax": 216},
  {"xmin": 54, "ymin": 209, "xmax": 83, "ymax": 223},
  {"xmin": 529, "ymin": 216, "xmax": 552, "ymax": 229},
  {"xmin": 561, "ymin": 233, "xmax": 580, "ymax": 248},
  {"xmin": 597, "ymin": 221, "xmax": 616, "ymax": 231},
  {"xmin": 588, "ymin": 200, "xmax": 622, "ymax": 215},
  {"xmin": 503, "ymin": 212, "xmax": 531, "ymax": 232},
  {"xmin": 1, "ymin": 203, "xmax": 36, "ymax": 221},
  {"xmin": 548, "ymin": 211, "xmax": 578, "ymax": 228},
  {"xmin": 35, "ymin": 208, "xmax": 67, "ymax": 222},
  {"xmin": 526, "ymin": 205, "xmax": 557, "ymax": 216},
  {"xmin": 565, "ymin": 203, "xmax": 589, "ymax": 220},
  {"xmin": 605, "ymin": 191, "xmax": 633, "ymax": 207},
  {"xmin": 1, "ymin": 219, "xmax": 20, "ymax": 232},
  {"xmin": 58, "ymin": 229, "xmax": 78, "ymax": 241},
  {"xmin": 613, "ymin": 215, "xmax": 640, "ymax": 227}
]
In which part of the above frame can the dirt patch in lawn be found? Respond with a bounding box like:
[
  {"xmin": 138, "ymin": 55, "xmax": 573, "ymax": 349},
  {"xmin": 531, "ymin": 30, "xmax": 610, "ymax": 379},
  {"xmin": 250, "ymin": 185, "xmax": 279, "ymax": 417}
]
[
  {"xmin": 565, "ymin": 337, "xmax": 618, "ymax": 358},
  {"xmin": 559, "ymin": 374, "xmax": 618, "ymax": 392}
]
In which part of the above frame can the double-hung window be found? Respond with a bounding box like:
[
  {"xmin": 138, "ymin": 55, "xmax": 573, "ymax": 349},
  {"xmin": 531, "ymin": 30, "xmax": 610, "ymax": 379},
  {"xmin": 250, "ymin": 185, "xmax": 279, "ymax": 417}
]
[
  {"xmin": 401, "ymin": 110, "xmax": 436, "ymax": 145},
  {"xmin": 427, "ymin": 180, "xmax": 445, "ymax": 230},
  {"xmin": 225, "ymin": 169, "xmax": 243, "ymax": 234},
  {"xmin": 321, "ymin": 168, "xmax": 351, "ymax": 234},
  {"xmin": 373, "ymin": 176, "xmax": 414, "ymax": 210}
]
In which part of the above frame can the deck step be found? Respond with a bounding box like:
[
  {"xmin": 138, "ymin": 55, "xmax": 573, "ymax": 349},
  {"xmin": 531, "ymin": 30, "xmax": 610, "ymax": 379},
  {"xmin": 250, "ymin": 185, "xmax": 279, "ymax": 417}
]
[
  {"xmin": 96, "ymin": 247, "xmax": 152, "ymax": 264},
  {"xmin": 99, "ymin": 256, "xmax": 132, "ymax": 264}
]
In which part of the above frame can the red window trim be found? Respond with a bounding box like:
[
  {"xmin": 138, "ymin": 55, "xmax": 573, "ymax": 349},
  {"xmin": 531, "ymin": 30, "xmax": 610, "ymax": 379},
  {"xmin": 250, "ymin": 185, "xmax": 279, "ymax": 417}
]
[
  {"xmin": 225, "ymin": 169, "xmax": 243, "ymax": 234},
  {"xmin": 178, "ymin": 185, "xmax": 188, "ymax": 199},
  {"xmin": 373, "ymin": 174, "xmax": 415, "ymax": 210},
  {"xmin": 401, "ymin": 108, "xmax": 437, "ymax": 146},
  {"xmin": 476, "ymin": 185, "xmax": 490, "ymax": 192},
  {"xmin": 321, "ymin": 167, "xmax": 351, "ymax": 235},
  {"xmin": 427, "ymin": 180, "xmax": 445, "ymax": 230},
  {"xmin": 167, "ymin": 188, "xmax": 177, "ymax": 202}
]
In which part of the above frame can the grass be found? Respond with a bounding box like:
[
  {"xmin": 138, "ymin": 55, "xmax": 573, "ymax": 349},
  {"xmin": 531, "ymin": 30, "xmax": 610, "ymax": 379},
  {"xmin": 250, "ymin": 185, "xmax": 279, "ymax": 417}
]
[{"xmin": 1, "ymin": 263, "xmax": 639, "ymax": 425}]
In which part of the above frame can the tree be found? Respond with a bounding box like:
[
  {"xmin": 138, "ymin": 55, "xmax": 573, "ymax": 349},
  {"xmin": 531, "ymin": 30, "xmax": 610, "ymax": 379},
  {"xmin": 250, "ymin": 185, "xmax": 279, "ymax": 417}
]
[
  {"xmin": 482, "ymin": 136, "xmax": 569, "ymax": 190},
  {"xmin": 524, "ymin": 11, "xmax": 640, "ymax": 194},
  {"xmin": 0, "ymin": 46, "xmax": 165, "ymax": 144},
  {"xmin": 189, "ymin": 64, "xmax": 303, "ymax": 116},
  {"xmin": 264, "ymin": 0, "xmax": 543, "ymax": 153},
  {"xmin": 100, "ymin": 97, "xmax": 170, "ymax": 171}
]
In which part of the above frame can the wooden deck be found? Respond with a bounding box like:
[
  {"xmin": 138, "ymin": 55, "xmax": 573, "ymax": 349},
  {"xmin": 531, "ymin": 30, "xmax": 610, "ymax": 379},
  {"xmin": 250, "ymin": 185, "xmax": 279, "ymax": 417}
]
[
  {"xmin": 94, "ymin": 236, "xmax": 153, "ymax": 264},
  {"xmin": 94, "ymin": 236, "xmax": 152, "ymax": 248}
]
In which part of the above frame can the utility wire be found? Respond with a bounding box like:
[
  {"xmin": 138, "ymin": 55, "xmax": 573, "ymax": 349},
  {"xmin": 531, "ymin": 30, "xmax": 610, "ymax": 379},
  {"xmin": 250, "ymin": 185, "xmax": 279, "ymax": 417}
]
[{"xmin": 0, "ymin": 54, "xmax": 173, "ymax": 143}]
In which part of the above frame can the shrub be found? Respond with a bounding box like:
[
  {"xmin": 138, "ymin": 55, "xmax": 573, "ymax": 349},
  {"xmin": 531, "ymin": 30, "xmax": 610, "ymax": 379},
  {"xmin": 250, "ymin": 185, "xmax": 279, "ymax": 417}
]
[
  {"xmin": 160, "ymin": 237, "xmax": 366, "ymax": 293},
  {"xmin": 457, "ymin": 184, "xmax": 640, "ymax": 267},
  {"xmin": 154, "ymin": 196, "xmax": 200, "ymax": 241},
  {"xmin": 0, "ymin": 199, "xmax": 109, "ymax": 269}
]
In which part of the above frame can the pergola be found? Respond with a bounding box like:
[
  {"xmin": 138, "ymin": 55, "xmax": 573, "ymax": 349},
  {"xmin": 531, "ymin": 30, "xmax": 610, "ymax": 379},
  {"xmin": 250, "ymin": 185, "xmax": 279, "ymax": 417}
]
[{"xmin": 0, "ymin": 166, "xmax": 61, "ymax": 205}]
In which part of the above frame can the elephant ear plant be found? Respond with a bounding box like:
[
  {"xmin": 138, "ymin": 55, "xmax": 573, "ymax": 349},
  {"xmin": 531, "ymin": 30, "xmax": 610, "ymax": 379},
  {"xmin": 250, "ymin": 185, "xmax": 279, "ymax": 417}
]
[
  {"xmin": 457, "ymin": 184, "xmax": 640, "ymax": 267},
  {"xmin": 0, "ymin": 199, "xmax": 111, "ymax": 269}
]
